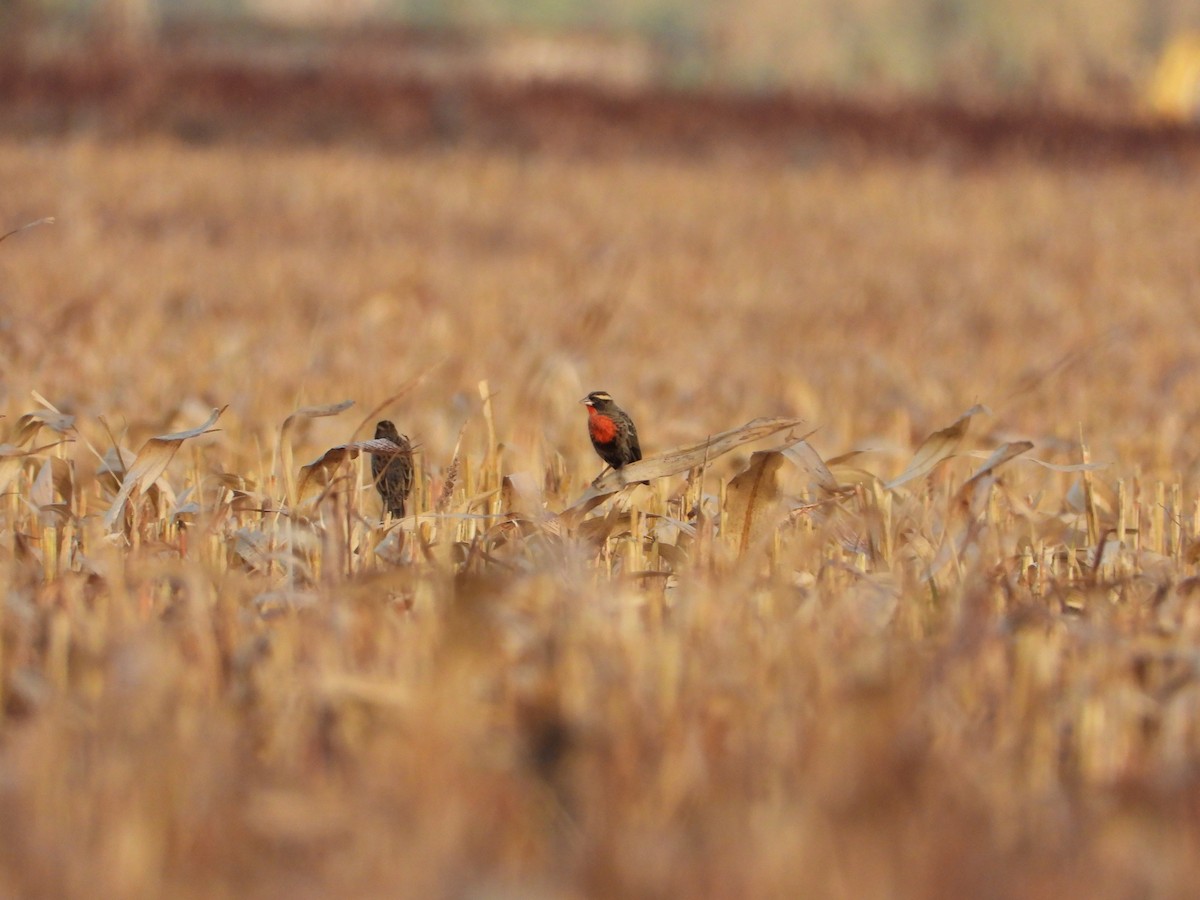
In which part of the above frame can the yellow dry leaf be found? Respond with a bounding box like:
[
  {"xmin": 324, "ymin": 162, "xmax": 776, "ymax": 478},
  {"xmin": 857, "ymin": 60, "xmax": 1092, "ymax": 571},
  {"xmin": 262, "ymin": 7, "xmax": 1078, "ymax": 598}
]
[
  {"xmin": 957, "ymin": 440, "xmax": 1033, "ymax": 519},
  {"xmin": 297, "ymin": 444, "xmax": 359, "ymax": 499},
  {"xmin": 31, "ymin": 457, "xmax": 73, "ymax": 509},
  {"xmin": 885, "ymin": 404, "xmax": 989, "ymax": 491},
  {"xmin": 724, "ymin": 448, "xmax": 788, "ymax": 556},
  {"xmin": 296, "ymin": 435, "xmax": 411, "ymax": 502},
  {"xmin": 0, "ymin": 446, "xmax": 27, "ymax": 498},
  {"xmin": 14, "ymin": 410, "xmax": 75, "ymax": 447},
  {"xmin": 279, "ymin": 399, "xmax": 355, "ymax": 506},
  {"xmin": 780, "ymin": 439, "xmax": 841, "ymax": 495},
  {"xmin": 502, "ymin": 472, "xmax": 547, "ymax": 521},
  {"xmin": 964, "ymin": 441, "xmax": 1034, "ymax": 486},
  {"xmin": 103, "ymin": 407, "xmax": 224, "ymax": 530},
  {"xmin": 0, "ymin": 441, "xmax": 68, "ymax": 498}
]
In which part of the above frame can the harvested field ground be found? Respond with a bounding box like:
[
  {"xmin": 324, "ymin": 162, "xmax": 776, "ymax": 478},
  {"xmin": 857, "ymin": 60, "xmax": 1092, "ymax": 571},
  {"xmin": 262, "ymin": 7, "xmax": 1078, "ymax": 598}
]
[{"xmin": 2, "ymin": 51, "xmax": 1200, "ymax": 898}]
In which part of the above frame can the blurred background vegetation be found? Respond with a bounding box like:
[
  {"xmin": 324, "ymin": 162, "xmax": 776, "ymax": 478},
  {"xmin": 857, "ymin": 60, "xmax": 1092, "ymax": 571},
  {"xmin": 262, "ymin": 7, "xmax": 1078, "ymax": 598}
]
[{"xmin": 3, "ymin": 0, "xmax": 1200, "ymax": 113}]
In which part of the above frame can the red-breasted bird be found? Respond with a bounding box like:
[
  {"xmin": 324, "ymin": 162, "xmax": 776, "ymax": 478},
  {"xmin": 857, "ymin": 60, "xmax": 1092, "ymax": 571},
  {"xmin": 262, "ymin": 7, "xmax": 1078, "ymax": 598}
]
[
  {"xmin": 370, "ymin": 420, "xmax": 414, "ymax": 519},
  {"xmin": 581, "ymin": 391, "xmax": 642, "ymax": 471}
]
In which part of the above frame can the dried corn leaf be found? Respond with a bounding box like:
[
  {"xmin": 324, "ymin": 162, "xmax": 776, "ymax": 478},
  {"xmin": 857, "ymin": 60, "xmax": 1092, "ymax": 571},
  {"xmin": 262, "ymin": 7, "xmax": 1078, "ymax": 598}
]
[
  {"xmin": 169, "ymin": 486, "xmax": 201, "ymax": 522},
  {"xmin": 780, "ymin": 439, "xmax": 841, "ymax": 495},
  {"xmin": 564, "ymin": 417, "xmax": 804, "ymax": 524},
  {"xmin": 97, "ymin": 445, "xmax": 136, "ymax": 480},
  {"xmin": 503, "ymin": 472, "xmax": 547, "ymax": 520},
  {"xmin": 103, "ymin": 407, "xmax": 224, "ymax": 530},
  {"xmin": 965, "ymin": 440, "xmax": 1034, "ymax": 486},
  {"xmin": 724, "ymin": 448, "xmax": 788, "ymax": 555},
  {"xmin": 923, "ymin": 441, "xmax": 1033, "ymax": 581},
  {"xmin": 281, "ymin": 399, "xmax": 356, "ymax": 437},
  {"xmin": 14, "ymin": 410, "xmax": 75, "ymax": 446},
  {"xmin": 885, "ymin": 404, "xmax": 988, "ymax": 490},
  {"xmin": 297, "ymin": 437, "xmax": 400, "ymax": 499},
  {"xmin": 280, "ymin": 399, "xmax": 355, "ymax": 504},
  {"xmin": 31, "ymin": 457, "xmax": 72, "ymax": 509},
  {"xmin": 1016, "ymin": 456, "xmax": 1106, "ymax": 473},
  {"xmin": 576, "ymin": 503, "xmax": 634, "ymax": 548},
  {"xmin": 958, "ymin": 441, "xmax": 1033, "ymax": 517},
  {"xmin": 826, "ymin": 448, "xmax": 871, "ymax": 468},
  {"xmin": 298, "ymin": 444, "xmax": 358, "ymax": 490},
  {"xmin": 0, "ymin": 441, "xmax": 67, "ymax": 497}
]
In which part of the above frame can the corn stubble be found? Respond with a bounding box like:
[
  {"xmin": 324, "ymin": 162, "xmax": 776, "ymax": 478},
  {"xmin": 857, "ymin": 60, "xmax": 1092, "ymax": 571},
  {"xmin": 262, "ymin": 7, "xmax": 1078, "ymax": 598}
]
[{"xmin": 2, "ymin": 137, "xmax": 1200, "ymax": 899}]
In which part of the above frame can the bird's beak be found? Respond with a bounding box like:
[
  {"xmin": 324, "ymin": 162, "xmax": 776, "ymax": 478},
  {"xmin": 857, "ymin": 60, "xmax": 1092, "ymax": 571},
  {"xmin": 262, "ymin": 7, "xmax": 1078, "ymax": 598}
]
[{"xmin": 580, "ymin": 396, "xmax": 591, "ymax": 405}]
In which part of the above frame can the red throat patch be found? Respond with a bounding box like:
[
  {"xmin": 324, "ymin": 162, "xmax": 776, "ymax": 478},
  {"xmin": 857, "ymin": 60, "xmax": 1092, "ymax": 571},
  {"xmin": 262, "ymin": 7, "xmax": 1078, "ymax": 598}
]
[{"xmin": 587, "ymin": 406, "xmax": 619, "ymax": 443}]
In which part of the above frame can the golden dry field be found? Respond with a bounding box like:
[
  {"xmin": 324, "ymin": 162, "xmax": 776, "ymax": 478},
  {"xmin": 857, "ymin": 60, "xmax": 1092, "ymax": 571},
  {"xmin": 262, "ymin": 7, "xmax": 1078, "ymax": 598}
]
[{"xmin": 2, "ymin": 115, "xmax": 1200, "ymax": 898}]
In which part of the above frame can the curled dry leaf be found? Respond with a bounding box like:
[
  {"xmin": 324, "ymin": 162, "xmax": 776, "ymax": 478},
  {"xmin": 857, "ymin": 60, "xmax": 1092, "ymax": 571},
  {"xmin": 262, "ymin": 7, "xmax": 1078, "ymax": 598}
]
[
  {"xmin": 279, "ymin": 399, "xmax": 355, "ymax": 505},
  {"xmin": 885, "ymin": 404, "xmax": 989, "ymax": 491},
  {"xmin": 780, "ymin": 439, "xmax": 840, "ymax": 495},
  {"xmin": 724, "ymin": 437, "xmax": 835, "ymax": 556},
  {"xmin": 281, "ymin": 399, "xmax": 356, "ymax": 438},
  {"xmin": 97, "ymin": 445, "xmax": 136, "ymax": 482},
  {"xmin": 31, "ymin": 457, "xmax": 73, "ymax": 510},
  {"xmin": 923, "ymin": 440, "xmax": 1034, "ymax": 582},
  {"xmin": 297, "ymin": 444, "xmax": 360, "ymax": 499},
  {"xmin": 503, "ymin": 472, "xmax": 547, "ymax": 521},
  {"xmin": 957, "ymin": 440, "xmax": 1033, "ymax": 518},
  {"xmin": 724, "ymin": 448, "xmax": 788, "ymax": 556},
  {"xmin": 964, "ymin": 441, "xmax": 1034, "ymax": 487},
  {"xmin": 14, "ymin": 410, "xmax": 75, "ymax": 446},
  {"xmin": 296, "ymin": 436, "xmax": 412, "ymax": 500},
  {"xmin": 0, "ymin": 441, "xmax": 71, "ymax": 498},
  {"xmin": 103, "ymin": 407, "xmax": 225, "ymax": 531}
]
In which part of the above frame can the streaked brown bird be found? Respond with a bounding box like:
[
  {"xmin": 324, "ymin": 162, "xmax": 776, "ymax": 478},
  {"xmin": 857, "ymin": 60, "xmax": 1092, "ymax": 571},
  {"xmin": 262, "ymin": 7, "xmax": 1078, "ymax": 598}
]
[
  {"xmin": 581, "ymin": 390, "xmax": 642, "ymax": 471},
  {"xmin": 370, "ymin": 420, "xmax": 413, "ymax": 519}
]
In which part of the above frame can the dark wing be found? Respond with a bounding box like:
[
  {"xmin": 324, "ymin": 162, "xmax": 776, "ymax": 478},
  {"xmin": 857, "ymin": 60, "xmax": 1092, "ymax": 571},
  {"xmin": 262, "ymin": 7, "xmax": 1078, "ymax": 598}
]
[{"xmin": 625, "ymin": 417, "xmax": 642, "ymax": 463}]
